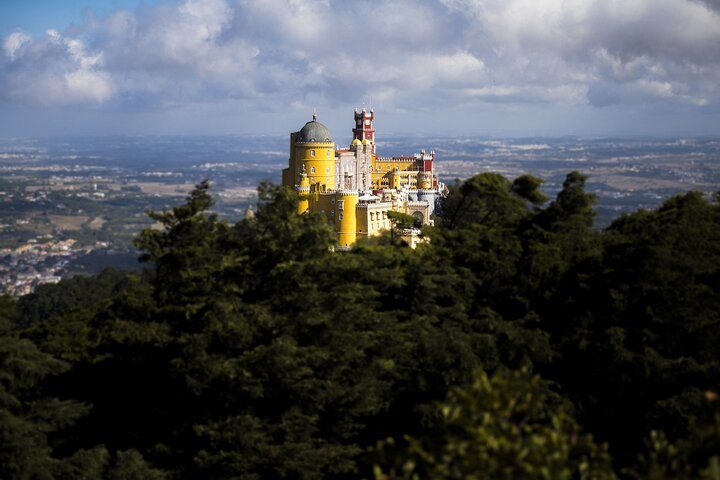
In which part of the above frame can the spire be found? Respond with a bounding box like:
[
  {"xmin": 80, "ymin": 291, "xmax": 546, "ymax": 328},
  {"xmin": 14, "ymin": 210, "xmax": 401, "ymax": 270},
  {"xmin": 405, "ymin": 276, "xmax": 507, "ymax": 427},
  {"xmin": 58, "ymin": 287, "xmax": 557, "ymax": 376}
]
[{"xmin": 312, "ymin": 108, "xmax": 317, "ymax": 121}]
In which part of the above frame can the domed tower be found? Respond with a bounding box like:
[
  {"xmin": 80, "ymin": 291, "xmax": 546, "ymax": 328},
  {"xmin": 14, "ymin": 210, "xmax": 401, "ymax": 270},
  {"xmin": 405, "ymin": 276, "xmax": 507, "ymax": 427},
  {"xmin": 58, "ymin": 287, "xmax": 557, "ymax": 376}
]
[{"xmin": 290, "ymin": 114, "xmax": 336, "ymax": 190}]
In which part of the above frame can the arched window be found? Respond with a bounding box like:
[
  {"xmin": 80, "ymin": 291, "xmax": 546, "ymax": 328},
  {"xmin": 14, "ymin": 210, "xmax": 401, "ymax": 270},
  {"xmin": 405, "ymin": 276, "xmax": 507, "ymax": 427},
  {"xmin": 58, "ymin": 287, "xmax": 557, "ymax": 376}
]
[
  {"xmin": 310, "ymin": 166, "xmax": 315, "ymax": 174},
  {"xmin": 310, "ymin": 150, "xmax": 316, "ymax": 157},
  {"xmin": 326, "ymin": 150, "xmax": 331, "ymax": 157}
]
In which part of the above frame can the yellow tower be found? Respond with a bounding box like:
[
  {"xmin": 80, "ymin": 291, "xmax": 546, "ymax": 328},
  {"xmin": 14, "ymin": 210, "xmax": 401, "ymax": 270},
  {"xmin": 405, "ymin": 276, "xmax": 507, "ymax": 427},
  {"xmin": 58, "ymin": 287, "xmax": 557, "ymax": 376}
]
[
  {"xmin": 296, "ymin": 169, "xmax": 310, "ymax": 214},
  {"xmin": 335, "ymin": 190, "xmax": 358, "ymax": 247},
  {"xmin": 291, "ymin": 114, "xmax": 335, "ymax": 190},
  {"xmin": 391, "ymin": 168, "xmax": 401, "ymax": 189}
]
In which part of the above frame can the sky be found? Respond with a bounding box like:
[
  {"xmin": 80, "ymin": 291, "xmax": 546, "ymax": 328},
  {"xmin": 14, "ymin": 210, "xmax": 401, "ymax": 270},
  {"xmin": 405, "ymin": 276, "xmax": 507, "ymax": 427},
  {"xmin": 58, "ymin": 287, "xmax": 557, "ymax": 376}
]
[{"xmin": 0, "ymin": 0, "xmax": 719, "ymax": 138}]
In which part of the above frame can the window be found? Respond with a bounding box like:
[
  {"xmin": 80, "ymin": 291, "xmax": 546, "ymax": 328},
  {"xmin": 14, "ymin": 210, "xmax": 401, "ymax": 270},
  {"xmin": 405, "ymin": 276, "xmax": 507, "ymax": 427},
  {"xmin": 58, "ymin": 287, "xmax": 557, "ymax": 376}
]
[
  {"xmin": 310, "ymin": 166, "xmax": 315, "ymax": 174},
  {"xmin": 326, "ymin": 150, "xmax": 331, "ymax": 157},
  {"xmin": 331, "ymin": 197, "xmax": 335, "ymax": 204},
  {"xmin": 311, "ymin": 150, "xmax": 316, "ymax": 157},
  {"xmin": 339, "ymin": 213, "xmax": 344, "ymax": 220},
  {"xmin": 370, "ymin": 212, "xmax": 375, "ymax": 221},
  {"xmin": 338, "ymin": 200, "xmax": 344, "ymax": 210},
  {"xmin": 326, "ymin": 167, "xmax": 330, "ymax": 173},
  {"xmin": 330, "ymin": 209, "xmax": 334, "ymax": 216}
]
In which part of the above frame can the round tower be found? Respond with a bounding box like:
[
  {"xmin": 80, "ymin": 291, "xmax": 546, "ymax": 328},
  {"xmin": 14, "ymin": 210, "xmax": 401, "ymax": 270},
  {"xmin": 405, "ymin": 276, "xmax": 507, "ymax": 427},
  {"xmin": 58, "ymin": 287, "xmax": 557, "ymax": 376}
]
[
  {"xmin": 294, "ymin": 114, "xmax": 336, "ymax": 189},
  {"xmin": 418, "ymin": 188, "xmax": 437, "ymax": 216},
  {"xmin": 391, "ymin": 168, "xmax": 401, "ymax": 190},
  {"xmin": 335, "ymin": 190, "xmax": 358, "ymax": 247},
  {"xmin": 419, "ymin": 171, "xmax": 432, "ymax": 190},
  {"xmin": 296, "ymin": 170, "xmax": 310, "ymax": 214}
]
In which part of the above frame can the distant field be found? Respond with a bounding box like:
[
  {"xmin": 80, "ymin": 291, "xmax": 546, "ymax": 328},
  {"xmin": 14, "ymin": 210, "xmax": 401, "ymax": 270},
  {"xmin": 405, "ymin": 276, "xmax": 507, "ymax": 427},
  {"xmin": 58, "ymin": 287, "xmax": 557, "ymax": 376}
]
[
  {"xmin": 48, "ymin": 215, "xmax": 89, "ymax": 231},
  {"xmin": 600, "ymin": 175, "xmax": 711, "ymax": 191},
  {"xmin": 26, "ymin": 184, "xmax": 81, "ymax": 192},
  {"xmin": 217, "ymin": 186, "xmax": 257, "ymax": 199},
  {"xmin": 87, "ymin": 217, "xmax": 106, "ymax": 230},
  {"xmin": 136, "ymin": 182, "xmax": 194, "ymax": 196}
]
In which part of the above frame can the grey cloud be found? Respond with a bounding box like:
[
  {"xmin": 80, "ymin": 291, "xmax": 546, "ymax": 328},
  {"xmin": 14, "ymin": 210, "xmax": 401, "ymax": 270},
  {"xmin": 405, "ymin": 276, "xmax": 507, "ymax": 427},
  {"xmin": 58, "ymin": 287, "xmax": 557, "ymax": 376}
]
[
  {"xmin": 0, "ymin": 0, "xmax": 718, "ymax": 113},
  {"xmin": 691, "ymin": 0, "xmax": 720, "ymax": 12}
]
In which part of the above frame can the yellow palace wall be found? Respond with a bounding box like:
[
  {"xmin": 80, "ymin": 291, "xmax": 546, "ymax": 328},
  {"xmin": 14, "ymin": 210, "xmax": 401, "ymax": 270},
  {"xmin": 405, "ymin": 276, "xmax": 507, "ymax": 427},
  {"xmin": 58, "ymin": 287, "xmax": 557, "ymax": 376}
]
[{"xmin": 293, "ymin": 142, "xmax": 336, "ymax": 189}]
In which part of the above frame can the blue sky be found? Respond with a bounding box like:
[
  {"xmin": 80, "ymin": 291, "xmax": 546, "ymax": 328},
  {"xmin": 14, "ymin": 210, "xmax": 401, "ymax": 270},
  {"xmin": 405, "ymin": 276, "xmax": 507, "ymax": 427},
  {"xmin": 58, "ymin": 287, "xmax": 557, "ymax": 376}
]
[
  {"xmin": 1, "ymin": 0, "xmax": 719, "ymax": 138},
  {"xmin": 0, "ymin": 1, "xmax": 165, "ymax": 36}
]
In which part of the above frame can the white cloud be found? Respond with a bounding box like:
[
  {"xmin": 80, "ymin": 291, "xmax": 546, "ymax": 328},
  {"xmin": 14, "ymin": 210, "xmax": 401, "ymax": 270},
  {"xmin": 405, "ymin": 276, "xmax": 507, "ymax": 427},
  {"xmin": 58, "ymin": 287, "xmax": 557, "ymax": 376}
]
[
  {"xmin": 0, "ymin": 0, "xmax": 719, "ymax": 113},
  {"xmin": 3, "ymin": 31, "xmax": 30, "ymax": 60},
  {"xmin": 0, "ymin": 28, "xmax": 115, "ymax": 105},
  {"xmin": 65, "ymin": 69, "xmax": 115, "ymax": 103},
  {"xmin": 441, "ymin": 0, "xmax": 720, "ymax": 107}
]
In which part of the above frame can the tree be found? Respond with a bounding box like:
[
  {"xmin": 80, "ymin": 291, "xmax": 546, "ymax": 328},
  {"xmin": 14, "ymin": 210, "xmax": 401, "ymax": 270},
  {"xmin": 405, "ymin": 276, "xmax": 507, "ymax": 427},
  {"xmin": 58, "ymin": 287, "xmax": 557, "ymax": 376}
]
[
  {"xmin": 134, "ymin": 179, "xmax": 229, "ymax": 306},
  {"xmin": 374, "ymin": 367, "xmax": 615, "ymax": 480},
  {"xmin": 387, "ymin": 211, "xmax": 417, "ymax": 230},
  {"xmin": 10, "ymin": 173, "xmax": 720, "ymax": 479},
  {"xmin": 0, "ymin": 296, "xmax": 88, "ymax": 478},
  {"xmin": 626, "ymin": 389, "xmax": 720, "ymax": 480},
  {"xmin": 547, "ymin": 190, "xmax": 720, "ymax": 469},
  {"xmin": 433, "ymin": 173, "xmax": 554, "ymax": 367}
]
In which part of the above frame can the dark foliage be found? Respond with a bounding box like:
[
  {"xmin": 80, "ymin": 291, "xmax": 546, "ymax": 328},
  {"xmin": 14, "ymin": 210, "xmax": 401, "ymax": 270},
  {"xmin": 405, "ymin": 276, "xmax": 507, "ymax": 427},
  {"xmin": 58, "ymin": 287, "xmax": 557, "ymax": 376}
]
[{"xmin": 2, "ymin": 174, "xmax": 719, "ymax": 479}]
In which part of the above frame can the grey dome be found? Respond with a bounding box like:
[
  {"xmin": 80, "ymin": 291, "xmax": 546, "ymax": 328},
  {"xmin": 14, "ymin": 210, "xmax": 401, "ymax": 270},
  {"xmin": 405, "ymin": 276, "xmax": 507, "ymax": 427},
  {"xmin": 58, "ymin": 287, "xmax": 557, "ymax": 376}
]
[{"xmin": 297, "ymin": 117, "xmax": 332, "ymax": 143}]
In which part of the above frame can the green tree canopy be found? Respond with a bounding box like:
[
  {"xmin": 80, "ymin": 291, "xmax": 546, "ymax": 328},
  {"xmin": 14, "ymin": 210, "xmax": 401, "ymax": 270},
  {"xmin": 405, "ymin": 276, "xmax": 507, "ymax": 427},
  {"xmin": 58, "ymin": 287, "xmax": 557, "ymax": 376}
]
[{"xmin": 374, "ymin": 367, "xmax": 615, "ymax": 480}]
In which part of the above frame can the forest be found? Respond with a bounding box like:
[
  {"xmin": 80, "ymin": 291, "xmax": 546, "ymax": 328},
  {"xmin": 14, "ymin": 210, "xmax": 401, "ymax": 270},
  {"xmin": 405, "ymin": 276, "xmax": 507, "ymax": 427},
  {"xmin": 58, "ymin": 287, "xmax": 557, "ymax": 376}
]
[{"xmin": 1, "ymin": 171, "xmax": 719, "ymax": 479}]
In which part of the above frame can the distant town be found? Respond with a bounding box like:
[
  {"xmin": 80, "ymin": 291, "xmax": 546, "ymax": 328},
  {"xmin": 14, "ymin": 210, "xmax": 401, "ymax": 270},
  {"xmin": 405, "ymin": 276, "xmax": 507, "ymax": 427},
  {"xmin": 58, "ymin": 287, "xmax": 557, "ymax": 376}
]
[{"xmin": 0, "ymin": 238, "xmax": 108, "ymax": 296}]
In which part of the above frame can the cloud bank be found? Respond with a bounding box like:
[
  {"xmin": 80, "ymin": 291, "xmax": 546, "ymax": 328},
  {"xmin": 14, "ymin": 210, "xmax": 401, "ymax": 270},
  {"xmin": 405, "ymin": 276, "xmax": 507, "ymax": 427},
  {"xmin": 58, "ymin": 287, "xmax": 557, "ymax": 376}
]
[{"xmin": 1, "ymin": 0, "xmax": 719, "ymax": 116}]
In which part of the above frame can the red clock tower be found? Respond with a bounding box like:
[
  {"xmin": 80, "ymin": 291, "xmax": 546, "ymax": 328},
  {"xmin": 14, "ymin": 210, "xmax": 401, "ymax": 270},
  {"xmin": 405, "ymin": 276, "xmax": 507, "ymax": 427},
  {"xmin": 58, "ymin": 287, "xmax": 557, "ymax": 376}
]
[{"xmin": 352, "ymin": 108, "xmax": 376, "ymax": 154}]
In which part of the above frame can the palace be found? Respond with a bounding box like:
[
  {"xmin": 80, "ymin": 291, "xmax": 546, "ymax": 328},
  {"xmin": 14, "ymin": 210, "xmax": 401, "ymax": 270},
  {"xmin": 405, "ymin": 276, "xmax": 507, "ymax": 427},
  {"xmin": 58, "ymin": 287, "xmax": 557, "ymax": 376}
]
[{"xmin": 282, "ymin": 109, "xmax": 445, "ymax": 248}]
